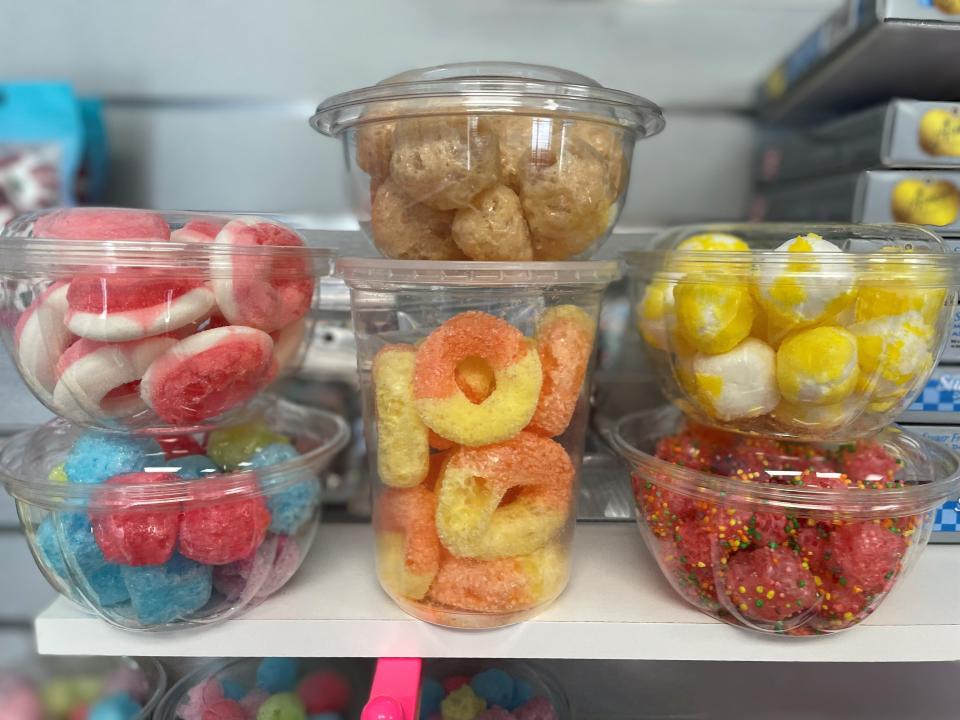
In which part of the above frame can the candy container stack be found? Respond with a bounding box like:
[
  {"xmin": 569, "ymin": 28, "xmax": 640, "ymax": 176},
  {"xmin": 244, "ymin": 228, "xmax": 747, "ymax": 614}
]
[
  {"xmin": 0, "ymin": 205, "xmax": 346, "ymax": 631},
  {"xmin": 616, "ymin": 223, "xmax": 960, "ymax": 634},
  {"xmin": 311, "ymin": 62, "xmax": 664, "ymax": 261},
  {"xmin": 0, "ymin": 657, "xmax": 165, "ymax": 720},
  {"xmin": 153, "ymin": 658, "xmax": 367, "ymax": 720},
  {"xmin": 339, "ymin": 258, "xmax": 620, "ymax": 627},
  {"xmin": 418, "ymin": 661, "xmax": 570, "ymax": 720}
]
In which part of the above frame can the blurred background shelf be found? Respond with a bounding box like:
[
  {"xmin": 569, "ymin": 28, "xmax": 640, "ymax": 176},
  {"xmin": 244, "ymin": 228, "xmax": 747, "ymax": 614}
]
[{"xmin": 34, "ymin": 523, "xmax": 960, "ymax": 661}]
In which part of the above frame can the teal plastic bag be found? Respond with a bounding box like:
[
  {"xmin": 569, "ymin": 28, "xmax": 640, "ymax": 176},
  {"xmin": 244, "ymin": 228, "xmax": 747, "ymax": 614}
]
[{"xmin": 0, "ymin": 83, "xmax": 83, "ymax": 225}]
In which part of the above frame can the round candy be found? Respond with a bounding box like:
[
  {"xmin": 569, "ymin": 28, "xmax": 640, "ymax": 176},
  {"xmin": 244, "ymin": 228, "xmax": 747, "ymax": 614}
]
[
  {"xmin": 827, "ymin": 522, "xmax": 906, "ymax": 594},
  {"xmin": 414, "ymin": 311, "xmax": 542, "ymax": 447},
  {"xmin": 839, "ymin": 442, "xmax": 900, "ymax": 487},
  {"xmin": 507, "ymin": 680, "xmax": 534, "ymax": 712},
  {"xmin": 771, "ymin": 399, "xmax": 857, "ymax": 434},
  {"xmin": 90, "ymin": 472, "xmax": 180, "ymax": 566},
  {"xmin": 140, "ymin": 325, "xmax": 275, "ymax": 424},
  {"xmin": 296, "ymin": 671, "xmax": 350, "ymax": 714},
  {"xmin": 442, "ymin": 677, "xmax": 470, "ymax": 695},
  {"xmin": 674, "ymin": 274, "xmax": 755, "ymax": 355},
  {"xmin": 355, "ymin": 115, "xmax": 395, "ymax": 179},
  {"xmin": 203, "ymin": 699, "xmax": 248, "ymax": 720},
  {"xmin": 691, "ymin": 337, "xmax": 779, "ymax": 421},
  {"xmin": 256, "ymin": 693, "xmax": 306, "ymax": 720},
  {"xmin": 248, "ymin": 443, "xmax": 320, "ymax": 534},
  {"xmin": 851, "ymin": 311, "xmax": 932, "ymax": 400},
  {"xmin": 754, "ymin": 233, "xmax": 855, "ymax": 329},
  {"xmin": 435, "ymin": 433, "xmax": 573, "ymax": 559},
  {"xmin": 440, "ymin": 686, "xmax": 486, "ymax": 720},
  {"xmin": 419, "ymin": 678, "xmax": 445, "ymax": 719},
  {"xmin": 724, "ymin": 546, "xmax": 817, "ymax": 623},
  {"xmin": 470, "ymin": 669, "xmax": 514, "ymax": 709},
  {"xmin": 171, "ymin": 219, "xmax": 225, "ymax": 244},
  {"xmin": 33, "ymin": 208, "xmax": 170, "ymax": 241},
  {"xmin": 377, "ymin": 486, "xmax": 440, "ymax": 601},
  {"xmin": 66, "ymin": 270, "xmax": 215, "ymax": 342},
  {"xmin": 666, "ymin": 232, "xmax": 750, "ymax": 274},
  {"xmin": 526, "ymin": 305, "xmax": 595, "ymax": 438},
  {"xmin": 179, "ymin": 680, "xmax": 225, "ymax": 720},
  {"xmin": 121, "ymin": 553, "xmax": 213, "ymax": 626},
  {"xmin": 49, "ymin": 462, "xmax": 69, "ymax": 483},
  {"xmin": 54, "ymin": 335, "xmax": 179, "ymax": 422},
  {"xmin": 776, "ymin": 326, "xmax": 859, "ymax": 405},
  {"xmin": 64, "ymin": 432, "xmax": 162, "ymax": 485},
  {"xmin": 210, "ymin": 217, "xmax": 313, "ymax": 333},
  {"xmin": 514, "ymin": 697, "xmax": 558, "ymax": 720},
  {"xmin": 88, "ymin": 693, "xmax": 141, "ymax": 720},
  {"xmin": 391, "ymin": 117, "xmax": 500, "ymax": 211},
  {"xmin": 257, "ymin": 658, "xmax": 300, "ymax": 694},
  {"xmin": 171, "ymin": 454, "xmax": 219, "ymax": 480},
  {"xmin": 373, "ymin": 345, "xmax": 430, "ymax": 488},
  {"xmin": 14, "ymin": 281, "xmax": 73, "ymax": 404},
  {"xmin": 451, "ymin": 185, "xmax": 533, "ymax": 261},
  {"xmin": 206, "ymin": 420, "xmax": 290, "ymax": 470},
  {"xmin": 272, "ymin": 318, "xmax": 307, "ymax": 374},
  {"xmin": 240, "ymin": 690, "xmax": 271, "ymax": 717},
  {"xmin": 636, "ymin": 280, "xmax": 675, "ymax": 352},
  {"xmin": 369, "ymin": 179, "xmax": 463, "ymax": 260},
  {"xmin": 854, "ymin": 249, "xmax": 948, "ymax": 324},
  {"xmin": 179, "ymin": 491, "xmax": 271, "ymax": 565}
]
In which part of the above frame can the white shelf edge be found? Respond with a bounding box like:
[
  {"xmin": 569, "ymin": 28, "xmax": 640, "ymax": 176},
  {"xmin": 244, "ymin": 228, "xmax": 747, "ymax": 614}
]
[{"xmin": 35, "ymin": 524, "xmax": 960, "ymax": 661}]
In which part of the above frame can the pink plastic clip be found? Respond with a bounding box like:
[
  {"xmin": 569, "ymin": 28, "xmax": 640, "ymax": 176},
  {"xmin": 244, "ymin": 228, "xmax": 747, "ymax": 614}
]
[{"xmin": 362, "ymin": 657, "xmax": 423, "ymax": 720}]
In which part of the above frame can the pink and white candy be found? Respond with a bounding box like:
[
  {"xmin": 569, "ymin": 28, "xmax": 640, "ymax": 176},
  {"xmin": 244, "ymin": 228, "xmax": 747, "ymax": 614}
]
[
  {"xmin": 33, "ymin": 208, "xmax": 170, "ymax": 241},
  {"xmin": 14, "ymin": 281, "xmax": 74, "ymax": 404}
]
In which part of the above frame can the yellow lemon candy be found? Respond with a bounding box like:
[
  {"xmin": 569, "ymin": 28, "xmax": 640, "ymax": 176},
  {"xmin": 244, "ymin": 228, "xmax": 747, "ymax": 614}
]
[
  {"xmin": 667, "ymin": 233, "xmax": 750, "ymax": 274},
  {"xmin": 691, "ymin": 338, "xmax": 780, "ymax": 421},
  {"xmin": 772, "ymin": 399, "xmax": 858, "ymax": 434},
  {"xmin": 636, "ymin": 279, "xmax": 675, "ymax": 351},
  {"xmin": 776, "ymin": 326, "xmax": 859, "ymax": 405},
  {"xmin": 674, "ymin": 275, "xmax": 755, "ymax": 355},
  {"xmin": 441, "ymin": 686, "xmax": 486, "ymax": 720},
  {"xmin": 207, "ymin": 420, "xmax": 291, "ymax": 470},
  {"xmin": 855, "ymin": 249, "xmax": 949, "ymax": 324},
  {"xmin": 851, "ymin": 312, "xmax": 933, "ymax": 399},
  {"xmin": 755, "ymin": 234, "xmax": 856, "ymax": 329}
]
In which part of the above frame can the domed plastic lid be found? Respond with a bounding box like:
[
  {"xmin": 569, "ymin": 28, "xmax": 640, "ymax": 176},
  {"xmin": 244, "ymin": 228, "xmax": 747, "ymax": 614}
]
[{"xmin": 310, "ymin": 61, "xmax": 665, "ymax": 139}]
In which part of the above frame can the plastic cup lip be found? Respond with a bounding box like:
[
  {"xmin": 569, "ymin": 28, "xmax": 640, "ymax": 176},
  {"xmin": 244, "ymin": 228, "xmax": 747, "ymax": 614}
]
[
  {"xmin": 336, "ymin": 257, "xmax": 622, "ymax": 288},
  {"xmin": 310, "ymin": 61, "xmax": 665, "ymax": 139},
  {"xmin": 608, "ymin": 407, "xmax": 960, "ymax": 517},
  {"xmin": 0, "ymin": 398, "xmax": 350, "ymax": 511}
]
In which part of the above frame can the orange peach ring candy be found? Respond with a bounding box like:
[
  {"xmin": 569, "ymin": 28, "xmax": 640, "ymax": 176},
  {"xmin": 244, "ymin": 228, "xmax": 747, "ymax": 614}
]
[
  {"xmin": 376, "ymin": 486, "xmax": 440, "ymax": 600},
  {"xmin": 427, "ymin": 542, "xmax": 568, "ymax": 613},
  {"xmin": 526, "ymin": 305, "xmax": 596, "ymax": 437},
  {"xmin": 435, "ymin": 432, "xmax": 574, "ymax": 559},
  {"xmin": 413, "ymin": 311, "xmax": 542, "ymax": 446},
  {"xmin": 374, "ymin": 344, "xmax": 430, "ymax": 487}
]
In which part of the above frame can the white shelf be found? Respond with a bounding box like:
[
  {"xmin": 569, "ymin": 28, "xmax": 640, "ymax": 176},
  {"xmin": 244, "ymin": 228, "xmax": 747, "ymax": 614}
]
[{"xmin": 35, "ymin": 523, "xmax": 960, "ymax": 661}]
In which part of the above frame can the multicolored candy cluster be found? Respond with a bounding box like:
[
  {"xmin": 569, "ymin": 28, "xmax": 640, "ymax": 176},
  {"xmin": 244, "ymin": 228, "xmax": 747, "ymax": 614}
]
[{"xmin": 419, "ymin": 668, "xmax": 559, "ymax": 720}]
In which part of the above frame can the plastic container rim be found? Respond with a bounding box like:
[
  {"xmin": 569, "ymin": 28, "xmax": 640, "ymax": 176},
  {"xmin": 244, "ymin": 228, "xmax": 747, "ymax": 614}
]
[
  {"xmin": 608, "ymin": 407, "xmax": 960, "ymax": 516},
  {"xmin": 336, "ymin": 257, "xmax": 622, "ymax": 288},
  {"xmin": 0, "ymin": 399, "xmax": 350, "ymax": 510}
]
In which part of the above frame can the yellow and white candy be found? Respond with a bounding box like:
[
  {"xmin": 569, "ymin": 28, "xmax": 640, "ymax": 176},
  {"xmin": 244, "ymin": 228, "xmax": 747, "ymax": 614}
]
[
  {"xmin": 691, "ymin": 337, "xmax": 779, "ymax": 421},
  {"xmin": 755, "ymin": 234, "xmax": 856, "ymax": 329},
  {"xmin": 855, "ymin": 249, "xmax": 949, "ymax": 324},
  {"xmin": 776, "ymin": 325, "xmax": 859, "ymax": 405},
  {"xmin": 851, "ymin": 311, "xmax": 934, "ymax": 400},
  {"xmin": 636, "ymin": 279, "xmax": 675, "ymax": 352},
  {"xmin": 674, "ymin": 274, "xmax": 756, "ymax": 355},
  {"xmin": 772, "ymin": 398, "xmax": 858, "ymax": 433}
]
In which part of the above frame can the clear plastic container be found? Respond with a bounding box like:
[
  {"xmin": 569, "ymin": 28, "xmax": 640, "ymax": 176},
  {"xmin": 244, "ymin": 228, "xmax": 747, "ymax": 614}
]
[
  {"xmin": 311, "ymin": 62, "xmax": 664, "ymax": 261},
  {"xmin": 625, "ymin": 223, "xmax": 958, "ymax": 440},
  {"xmin": 0, "ymin": 396, "xmax": 348, "ymax": 631},
  {"xmin": 339, "ymin": 258, "xmax": 621, "ymax": 627},
  {"xmin": 153, "ymin": 657, "xmax": 369, "ymax": 720},
  {"xmin": 419, "ymin": 659, "xmax": 571, "ymax": 720},
  {"xmin": 610, "ymin": 406, "xmax": 960, "ymax": 635},
  {"xmin": 0, "ymin": 207, "xmax": 333, "ymax": 431},
  {"xmin": 0, "ymin": 656, "xmax": 164, "ymax": 720}
]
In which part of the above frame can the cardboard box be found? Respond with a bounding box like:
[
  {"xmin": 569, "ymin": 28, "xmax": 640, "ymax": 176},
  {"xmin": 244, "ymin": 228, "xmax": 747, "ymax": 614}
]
[
  {"xmin": 758, "ymin": 0, "xmax": 960, "ymax": 123},
  {"xmin": 756, "ymin": 100, "xmax": 960, "ymax": 185},
  {"xmin": 898, "ymin": 424, "xmax": 960, "ymax": 542},
  {"xmin": 752, "ymin": 170, "xmax": 960, "ymax": 234}
]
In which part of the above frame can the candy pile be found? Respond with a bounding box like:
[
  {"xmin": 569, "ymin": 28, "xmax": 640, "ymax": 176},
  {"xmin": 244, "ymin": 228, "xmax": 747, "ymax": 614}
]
[
  {"xmin": 0, "ymin": 662, "xmax": 151, "ymax": 720},
  {"xmin": 33, "ymin": 420, "xmax": 319, "ymax": 627},
  {"xmin": 373, "ymin": 307, "xmax": 595, "ymax": 623},
  {"xmin": 636, "ymin": 232, "xmax": 950, "ymax": 436},
  {"xmin": 175, "ymin": 659, "xmax": 350, "ymax": 720},
  {"xmin": 419, "ymin": 668, "xmax": 560, "ymax": 720},
  {"xmin": 8, "ymin": 208, "xmax": 314, "ymax": 428},
  {"xmin": 360, "ymin": 117, "xmax": 625, "ymax": 261},
  {"xmin": 634, "ymin": 422, "xmax": 923, "ymax": 633}
]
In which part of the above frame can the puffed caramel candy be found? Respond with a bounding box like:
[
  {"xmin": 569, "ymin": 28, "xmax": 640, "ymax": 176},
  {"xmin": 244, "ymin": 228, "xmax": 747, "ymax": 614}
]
[
  {"xmin": 370, "ymin": 178, "xmax": 465, "ymax": 260},
  {"xmin": 452, "ymin": 185, "xmax": 533, "ymax": 260},
  {"xmin": 390, "ymin": 116, "xmax": 500, "ymax": 210}
]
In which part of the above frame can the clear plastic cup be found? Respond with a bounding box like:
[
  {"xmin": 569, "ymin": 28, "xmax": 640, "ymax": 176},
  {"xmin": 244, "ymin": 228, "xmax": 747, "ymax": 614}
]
[
  {"xmin": 625, "ymin": 223, "xmax": 958, "ymax": 440},
  {"xmin": 420, "ymin": 659, "xmax": 571, "ymax": 720},
  {"xmin": 0, "ymin": 397, "xmax": 348, "ymax": 631},
  {"xmin": 311, "ymin": 62, "xmax": 664, "ymax": 261},
  {"xmin": 339, "ymin": 258, "xmax": 621, "ymax": 627},
  {"xmin": 0, "ymin": 207, "xmax": 333, "ymax": 431},
  {"xmin": 153, "ymin": 658, "xmax": 369, "ymax": 720},
  {"xmin": 0, "ymin": 656, "xmax": 165, "ymax": 720},
  {"xmin": 610, "ymin": 406, "xmax": 960, "ymax": 635}
]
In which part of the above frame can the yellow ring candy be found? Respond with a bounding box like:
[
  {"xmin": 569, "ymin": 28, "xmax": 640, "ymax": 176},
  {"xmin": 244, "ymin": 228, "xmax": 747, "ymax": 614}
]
[{"xmin": 373, "ymin": 344, "xmax": 430, "ymax": 488}]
